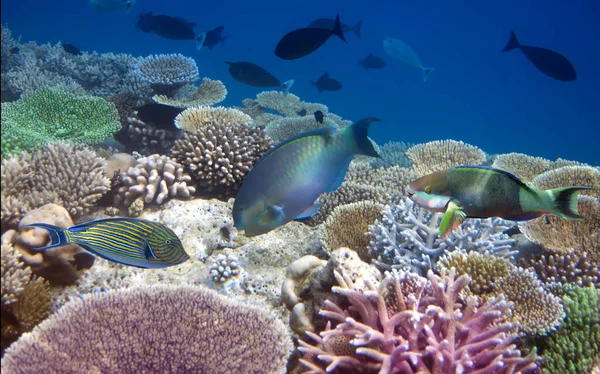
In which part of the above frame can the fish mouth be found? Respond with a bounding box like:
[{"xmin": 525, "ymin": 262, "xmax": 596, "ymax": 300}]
[{"xmin": 405, "ymin": 185, "xmax": 415, "ymax": 198}]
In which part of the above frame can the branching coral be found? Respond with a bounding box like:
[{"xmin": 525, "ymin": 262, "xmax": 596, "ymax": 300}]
[
  {"xmin": 174, "ymin": 105, "xmax": 253, "ymax": 131},
  {"xmin": 153, "ymin": 78, "xmax": 227, "ymax": 108},
  {"xmin": 134, "ymin": 53, "xmax": 199, "ymax": 95},
  {"xmin": 406, "ymin": 139, "xmax": 486, "ymax": 175},
  {"xmin": 298, "ymin": 269, "xmax": 538, "ymax": 373},
  {"xmin": 1, "ymin": 143, "xmax": 110, "ymax": 228},
  {"xmin": 525, "ymin": 250, "xmax": 599, "ymax": 288},
  {"xmin": 370, "ymin": 141, "xmax": 413, "ymax": 169},
  {"xmin": 1, "ymin": 284, "xmax": 293, "ymax": 373},
  {"xmin": 437, "ymin": 251, "xmax": 511, "ymax": 295},
  {"xmin": 1, "ymin": 87, "xmax": 120, "ymax": 157}
]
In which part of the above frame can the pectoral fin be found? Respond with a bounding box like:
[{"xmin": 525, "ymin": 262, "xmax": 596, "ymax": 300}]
[
  {"xmin": 439, "ymin": 201, "xmax": 466, "ymax": 240},
  {"xmin": 144, "ymin": 238, "xmax": 158, "ymax": 260},
  {"xmin": 256, "ymin": 204, "xmax": 286, "ymax": 227}
]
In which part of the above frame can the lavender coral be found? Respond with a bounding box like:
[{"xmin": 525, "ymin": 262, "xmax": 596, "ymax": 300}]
[{"xmin": 298, "ymin": 269, "xmax": 538, "ymax": 373}]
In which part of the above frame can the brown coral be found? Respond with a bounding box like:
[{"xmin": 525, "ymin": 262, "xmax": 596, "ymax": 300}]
[
  {"xmin": 174, "ymin": 105, "xmax": 253, "ymax": 131},
  {"xmin": 491, "ymin": 152, "xmax": 553, "ymax": 182},
  {"xmin": 530, "ymin": 165, "xmax": 600, "ymax": 199},
  {"xmin": 152, "ymin": 77, "xmax": 227, "ymax": 108},
  {"xmin": 406, "ymin": 139, "xmax": 486, "ymax": 175}
]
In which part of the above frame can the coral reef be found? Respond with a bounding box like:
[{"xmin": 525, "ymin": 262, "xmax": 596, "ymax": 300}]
[
  {"xmin": 491, "ymin": 152, "xmax": 553, "ymax": 182},
  {"xmin": 1, "ymin": 143, "xmax": 110, "ymax": 228},
  {"xmin": 1, "ymin": 87, "xmax": 120, "ymax": 157},
  {"xmin": 299, "ymin": 269, "xmax": 538, "ymax": 373},
  {"xmin": 526, "ymin": 250, "xmax": 600, "ymax": 288},
  {"xmin": 406, "ymin": 139, "xmax": 486, "ymax": 175},
  {"xmin": 134, "ymin": 53, "xmax": 199, "ymax": 95},
  {"xmin": 370, "ymin": 141, "xmax": 413, "ymax": 169},
  {"xmin": 255, "ymin": 90, "xmax": 327, "ymax": 117},
  {"xmin": 208, "ymin": 253, "xmax": 243, "ymax": 288},
  {"xmin": 174, "ymin": 105, "xmax": 253, "ymax": 131},
  {"xmin": 153, "ymin": 77, "xmax": 227, "ymax": 108},
  {"xmin": 265, "ymin": 115, "xmax": 338, "ymax": 144},
  {"xmin": 1, "ymin": 284, "xmax": 293, "ymax": 373}
]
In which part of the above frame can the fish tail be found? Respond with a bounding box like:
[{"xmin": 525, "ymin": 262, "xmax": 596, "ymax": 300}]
[
  {"xmin": 331, "ymin": 14, "xmax": 347, "ymax": 43},
  {"xmin": 422, "ymin": 67, "xmax": 434, "ymax": 82},
  {"xmin": 548, "ymin": 186, "xmax": 591, "ymax": 220},
  {"xmin": 196, "ymin": 32, "xmax": 207, "ymax": 50},
  {"xmin": 502, "ymin": 30, "xmax": 520, "ymax": 52},
  {"xmin": 281, "ymin": 79, "xmax": 294, "ymax": 96},
  {"xmin": 352, "ymin": 20, "xmax": 363, "ymax": 39},
  {"xmin": 22, "ymin": 223, "xmax": 70, "ymax": 251},
  {"xmin": 348, "ymin": 117, "xmax": 381, "ymax": 157}
]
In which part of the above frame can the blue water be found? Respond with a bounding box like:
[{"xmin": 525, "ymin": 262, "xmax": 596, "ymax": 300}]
[{"xmin": 2, "ymin": 0, "xmax": 599, "ymax": 164}]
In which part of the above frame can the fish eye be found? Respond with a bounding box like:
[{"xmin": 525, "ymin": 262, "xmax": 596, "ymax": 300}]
[
  {"xmin": 165, "ymin": 239, "xmax": 171, "ymax": 244},
  {"xmin": 425, "ymin": 186, "xmax": 432, "ymax": 193}
]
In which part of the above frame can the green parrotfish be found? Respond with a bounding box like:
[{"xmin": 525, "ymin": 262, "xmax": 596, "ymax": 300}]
[
  {"xmin": 233, "ymin": 117, "xmax": 381, "ymax": 237},
  {"xmin": 405, "ymin": 165, "xmax": 590, "ymax": 240},
  {"xmin": 25, "ymin": 218, "xmax": 189, "ymax": 268}
]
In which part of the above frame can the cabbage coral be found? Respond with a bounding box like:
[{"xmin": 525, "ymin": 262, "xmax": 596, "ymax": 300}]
[{"xmin": 299, "ymin": 269, "xmax": 538, "ymax": 373}]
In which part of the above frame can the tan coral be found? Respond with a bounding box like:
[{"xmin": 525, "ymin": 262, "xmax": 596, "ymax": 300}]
[
  {"xmin": 323, "ymin": 201, "xmax": 384, "ymax": 262},
  {"xmin": 406, "ymin": 139, "xmax": 486, "ymax": 175},
  {"xmin": 174, "ymin": 106, "xmax": 252, "ymax": 132},
  {"xmin": 1, "ymin": 242, "xmax": 32, "ymax": 306},
  {"xmin": 265, "ymin": 115, "xmax": 337, "ymax": 144},
  {"xmin": 530, "ymin": 165, "xmax": 600, "ymax": 199},
  {"xmin": 437, "ymin": 251, "xmax": 511, "ymax": 295},
  {"xmin": 525, "ymin": 250, "xmax": 599, "ymax": 288},
  {"xmin": 491, "ymin": 152, "xmax": 553, "ymax": 182},
  {"xmin": 256, "ymin": 90, "xmax": 302, "ymax": 116},
  {"xmin": 152, "ymin": 78, "xmax": 227, "ymax": 108}
]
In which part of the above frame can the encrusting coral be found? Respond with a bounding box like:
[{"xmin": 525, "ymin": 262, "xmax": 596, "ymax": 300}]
[
  {"xmin": 134, "ymin": 53, "xmax": 199, "ymax": 95},
  {"xmin": 153, "ymin": 77, "xmax": 228, "ymax": 108},
  {"xmin": 406, "ymin": 139, "xmax": 486, "ymax": 175},
  {"xmin": 298, "ymin": 268, "xmax": 538, "ymax": 373},
  {"xmin": 1, "ymin": 143, "xmax": 110, "ymax": 228},
  {"xmin": 1, "ymin": 284, "xmax": 293, "ymax": 374}
]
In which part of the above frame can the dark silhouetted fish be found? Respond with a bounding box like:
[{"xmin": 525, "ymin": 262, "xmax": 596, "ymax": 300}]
[
  {"xmin": 136, "ymin": 12, "xmax": 206, "ymax": 50},
  {"xmin": 359, "ymin": 53, "xmax": 386, "ymax": 69},
  {"xmin": 314, "ymin": 110, "xmax": 324, "ymax": 124},
  {"xmin": 501, "ymin": 30, "xmax": 577, "ymax": 82},
  {"xmin": 202, "ymin": 26, "xmax": 229, "ymax": 50},
  {"xmin": 311, "ymin": 72, "xmax": 342, "ymax": 93},
  {"xmin": 297, "ymin": 108, "xmax": 307, "ymax": 116},
  {"xmin": 136, "ymin": 103, "xmax": 184, "ymax": 130},
  {"xmin": 62, "ymin": 43, "xmax": 82, "ymax": 56},
  {"xmin": 225, "ymin": 61, "xmax": 294, "ymax": 95},
  {"xmin": 308, "ymin": 18, "xmax": 362, "ymax": 39},
  {"xmin": 275, "ymin": 14, "xmax": 346, "ymax": 60},
  {"xmin": 89, "ymin": 0, "xmax": 135, "ymax": 12}
]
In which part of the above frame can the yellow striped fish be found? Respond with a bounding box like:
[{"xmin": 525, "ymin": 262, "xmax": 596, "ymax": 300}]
[{"xmin": 25, "ymin": 218, "xmax": 189, "ymax": 268}]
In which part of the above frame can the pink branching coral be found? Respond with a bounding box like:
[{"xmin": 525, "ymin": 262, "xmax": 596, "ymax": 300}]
[{"xmin": 298, "ymin": 269, "xmax": 538, "ymax": 374}]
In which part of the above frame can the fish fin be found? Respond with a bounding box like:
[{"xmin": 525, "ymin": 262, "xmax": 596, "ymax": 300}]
[
  {"xmin": 502, "ymin": 30, "xmax": 520, "ymax": 52},
  {"xmin": 353, "ymin": 20, "xmax": 363, "ymax": 39},
  {"xmin": 331, "ymin": 14, "xmax": 347, "ymax": 43},
  {"xmin": 548, "ymin": 186, "xmax": 591, "ymax": 220},
  {"xmin": 439, "ymin": 201, "xmax": 466, "ymax": 240},
  {"xmin": 294, "ymin": 203, "xmax": 322, "ymax": 220},
  {"xmin": 22, "ymin": 223, "xmax": 69, "ymax": 251},
  {"xmin": 422, "ymin": 67, "xmax": 434, "ymax": 82},
  {"xmin": 282, "ymin": 79, "xmax": 294, "ymax": 95},
  {"xmin": 348, "ymin": 117, "xmax": 381, "ymax": 157},
  {"xmin": 144, "ymin": 239, "xmax": 158, "ymax": 260},
  {"xmin": 256, "ymin": 204, "xmax": 286, "ymax": 227},
  {"xmin": 196, "ymin": 32, "xmax": 206, "ymax": 50},
  {"xmin": 327, "ymin": 156, "xmax": 353, "ymax": 192}
]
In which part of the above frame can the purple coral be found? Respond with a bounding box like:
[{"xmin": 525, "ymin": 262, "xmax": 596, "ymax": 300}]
[{"xmin": 298, "ymin": 269, "xmax": 538, "ymax": 374}]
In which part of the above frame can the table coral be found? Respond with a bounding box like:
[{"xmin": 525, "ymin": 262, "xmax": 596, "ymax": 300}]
[
  {"xmin": 153, "ymin": 77, "xmax": 227, "ymax": 108},
  {"xmin": 134, "ymin": 53, "xmax": 199, "ymax": 95},
  {"xmin": 406, "ymin": 139, "xmax": 486, "ymax": 175}
]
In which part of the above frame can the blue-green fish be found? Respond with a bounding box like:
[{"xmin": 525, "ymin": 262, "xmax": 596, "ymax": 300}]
[
  {"xmin": 25, "ymin": 218, "xmax": 189, "ymax": 268},
  {"xmin": 406, "ymin": 165, "xmax": 590, "ymax": 240},
  {"xmin": 233, "ymin": 117, "xmax": 381, "ymax": 237}
]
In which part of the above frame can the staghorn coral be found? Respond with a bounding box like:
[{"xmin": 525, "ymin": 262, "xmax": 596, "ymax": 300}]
[
  {"xmin": 526, "ymin": 250, "xmax": 600, "ymax": 288},
  {"xmin": 1, "ymin": 87, "xmax": 120, "ymax": 157},
  {"xmin": 491, "ymin": 152, "xmax": 553, "ymax": 182},
  {"xmin": 171, "ymin": 116, "xmax": 273, "ymax": 197},
  {"xmin": 1, "ymin": 284, "xmax": 293, "ymax": 373},
  {"xmin": 322, "ymin": 201, "xmax": 384, "ymax": 262},
  {"xmin": 174, "ymin": 105, "xmax": 253, "ymax": 131},
  {"xmin": 153, "ymin": 77, "xmax": 227, "ymax": 108},
  {"xmin": 134, "ymin": 53, "xmax": 199, "ymax": 95},
  {"xmin": 539, "ymin": 286, "xmax": 600, "ymax": 374},
  {"xmin": 406, "ymin": 139, "xmax": 486, "ymax": 175},
  {"xmin": 298, "ymin": 269, "xmax": 538, "ymax": 373},
  {"xmin": 1, "ymin": 143, "xmax": 110, "ymax": 228},
  {"xmin": 208, "ymin": 253, "xmax": 243, "ymax": 288},
  {"xmin": 367, "ymin": 197, "xmax": 517, "ymax": 274},
  {"xmin": 114, "ymin": 154, "xmax": 196, "ymax": 210},
  {"xmin": 265, "ymin": 115, "xmax": 338, "ymax": 144},
  {"xmin": 370, "ymin": 141, "xmax": 413, "ymax": 169}
]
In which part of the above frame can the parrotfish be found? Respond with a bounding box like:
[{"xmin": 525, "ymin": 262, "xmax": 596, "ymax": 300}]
[
  {"xmin": 406, "ymin": 166, "xmax": 590, "ymax": 240},
  {"xmin": 383, "ymin": 37, "xmax": 434, "ymax": 82},
  {"xmin": 25, "ymin": 218, "xmax": 190, "ymax": 268},
  {"xmin": 501, "ymin": 30, "xmax": 577, "ymax": 82},
  {"xmin": 275, "ymin": 14, "xmax": 346, "ymax": 60},
  {"xmin": 233, "ymin": 117, "xmax": 381, "ymax": 237}
]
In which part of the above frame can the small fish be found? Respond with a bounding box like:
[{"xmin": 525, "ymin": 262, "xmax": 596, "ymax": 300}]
[
  {"xmin": 358, "ymin": 53, "xmax": 386, "ymax": 70},
  {"xmin": 314, "ymin": 110, "xmax": 324, "ymax": 124},
  {"xmin": 89, "ymin": 0, "xmax": 135, "ymax": 12},
  {"xmin": 202, "ymin": 26, "xmax": 229, "ymax": 50},
  {"xmin": 308, "ymin": 18, "xmax": 363, "ymax": 39},
  {"xmin": 62, "ymin": 43, "xmax": 82, "ymax": 56},
  {"xmin": 383, "ymin": 37, "xmax": 434, "ymax": 82},
  {"xmin": 297, "ymin": 108, "xmax": 308, "ymax": 116},
  {"xmin": 9, "ymin": 47, "xmax": 19, "ymax": 54},
  {"xmin": 501, "ymin": 30, "xmax": 577, "ymax": 82},
  {"xmin": 233, "ymin": 117, "xmax": 380, "ymax": 237},
  {"xmin": 405, "ymin": 165, "xmax": 590, "ymax": 240},
  {"xmin": 25, "ymin": 218, "xmax": 190, "ymax": 268},
  {"xmin": 225, "ymin": 61, "xmax": 294, "ymax": 95},
  {"xmin": 311, "ymin": 72, "xmax": 342, "ymax": 93},
  {"xmin": 275, "ymin": 14, "xmax": 346, "ymax": 60},
  {"xmin": 136, "ymin": 103, "xmax": 184, "ymax": 130},
  {"xmin": 136, "ymin": 12, "xmax": 205, "ymax": 50}
]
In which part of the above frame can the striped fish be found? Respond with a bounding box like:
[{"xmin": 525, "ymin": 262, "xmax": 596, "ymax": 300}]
[{"xmin": 25, "ymin": 218, "xmax": 189, "ymax": 268}]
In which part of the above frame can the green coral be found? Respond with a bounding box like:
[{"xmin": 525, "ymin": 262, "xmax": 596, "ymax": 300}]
[
  {"xmin": 540, "ymin": 286, "xmax": 600, "ymax": 374},
  {"xmin": 1, "ymin": 87, "xmax": 120, "ymax": 157}
]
